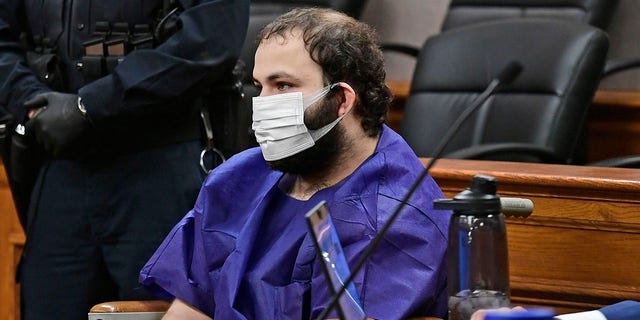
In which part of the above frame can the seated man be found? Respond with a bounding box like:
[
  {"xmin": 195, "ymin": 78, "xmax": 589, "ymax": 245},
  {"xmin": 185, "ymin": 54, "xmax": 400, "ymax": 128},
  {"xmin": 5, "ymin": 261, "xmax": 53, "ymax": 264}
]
[{"xmin": 139, "ymin": 7, "xmax": 450, "ymax": 320}]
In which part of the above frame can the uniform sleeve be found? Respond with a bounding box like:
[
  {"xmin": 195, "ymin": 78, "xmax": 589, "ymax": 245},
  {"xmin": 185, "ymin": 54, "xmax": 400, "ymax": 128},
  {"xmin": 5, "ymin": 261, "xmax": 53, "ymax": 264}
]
[
  {"xmin": 79, "ymin": 0, "xmax": 250, "ymax": 124},
  {"xmin": 0, "ymin": 0, "xmax": 51, "ymax": 120}
]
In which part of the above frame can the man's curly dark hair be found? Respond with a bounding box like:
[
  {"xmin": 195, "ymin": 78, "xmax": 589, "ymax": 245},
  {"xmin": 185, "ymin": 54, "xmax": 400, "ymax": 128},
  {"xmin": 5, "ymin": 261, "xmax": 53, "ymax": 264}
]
[{"xmin": 257, "ymin": 7, "xmax": 392, "ymax": 137}]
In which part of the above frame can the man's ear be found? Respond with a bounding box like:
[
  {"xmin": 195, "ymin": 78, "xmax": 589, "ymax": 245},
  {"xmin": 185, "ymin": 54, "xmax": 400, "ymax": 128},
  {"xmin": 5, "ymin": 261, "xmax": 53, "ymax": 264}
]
[{"xmin": 335, "ymin": 82, "xmax": 356, "ymax": 117}]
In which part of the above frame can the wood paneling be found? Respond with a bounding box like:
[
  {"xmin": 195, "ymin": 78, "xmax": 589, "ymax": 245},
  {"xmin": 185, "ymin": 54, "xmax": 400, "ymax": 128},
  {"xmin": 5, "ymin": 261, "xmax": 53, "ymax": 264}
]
[
  {"xmin": 387, "ymin": 80, "xmax": 410, "ymax": 132},
  {"xmin": 0, "ymin": 162, "xmax": 23, "ymax": 320},
  {"xmin": 589, "ymin": 90, "xmax": 640, "ymax": 162}
]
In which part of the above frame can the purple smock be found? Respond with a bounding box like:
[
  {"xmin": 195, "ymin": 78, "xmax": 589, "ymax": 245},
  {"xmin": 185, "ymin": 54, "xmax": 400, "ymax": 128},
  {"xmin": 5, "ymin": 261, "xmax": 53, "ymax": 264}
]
[{"xmin": 140, "ymin": 125, "xmax": 451, "ymax": 319}]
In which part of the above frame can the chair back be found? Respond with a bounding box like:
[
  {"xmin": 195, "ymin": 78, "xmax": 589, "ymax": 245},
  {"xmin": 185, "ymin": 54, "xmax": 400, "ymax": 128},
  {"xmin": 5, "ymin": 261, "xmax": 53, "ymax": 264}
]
[
  {"xmin": 442, "ymin": 0, "xmax": 618, "ymax": 31},
  {"xmin": 400, "ymin": 18, "xmax": 608, "ymax": 164}
]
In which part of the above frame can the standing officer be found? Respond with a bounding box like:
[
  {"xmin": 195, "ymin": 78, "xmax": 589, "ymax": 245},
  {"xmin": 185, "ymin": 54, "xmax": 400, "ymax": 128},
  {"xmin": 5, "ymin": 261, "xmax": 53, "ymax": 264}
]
[{"xmin": 0, "ymin": 1, "xmax": 249, "ymax": 319}]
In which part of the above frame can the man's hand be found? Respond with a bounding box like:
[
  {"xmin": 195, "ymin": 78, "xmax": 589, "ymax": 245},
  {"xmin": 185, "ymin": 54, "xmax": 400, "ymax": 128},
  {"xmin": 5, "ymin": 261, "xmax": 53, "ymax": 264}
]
[
  {"xmin": 470, "ymin": 306, "xmax": 528, "ymax": 320},
  {"xmin": 163, "ymin": 299, "xmax": 212, "ymax": 320},
  {"xmin": 24, "ymin": 92, "xmax": 90, "ymax": 158}
]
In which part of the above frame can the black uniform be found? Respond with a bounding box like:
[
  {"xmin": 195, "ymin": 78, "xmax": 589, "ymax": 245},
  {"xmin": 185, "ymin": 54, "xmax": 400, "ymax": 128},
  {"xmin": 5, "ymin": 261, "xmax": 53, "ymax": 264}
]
[{"xmin": 0, "ymin": 1, "xmax": 249, "ymax": 319}]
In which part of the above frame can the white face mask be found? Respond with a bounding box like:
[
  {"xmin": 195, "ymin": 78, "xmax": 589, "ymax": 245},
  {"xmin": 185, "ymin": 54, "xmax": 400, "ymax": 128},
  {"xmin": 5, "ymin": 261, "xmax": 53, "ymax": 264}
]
[{"xmin": 252, "ymin": 83, "xmax": 347, "ymax": 161}]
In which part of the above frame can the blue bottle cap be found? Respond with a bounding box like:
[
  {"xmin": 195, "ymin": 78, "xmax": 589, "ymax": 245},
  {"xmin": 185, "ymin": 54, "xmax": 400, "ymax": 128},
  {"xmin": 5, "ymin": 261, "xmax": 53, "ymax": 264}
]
[{"xmin": 484, "ymin": 309, "xmax": 556, "ymax": 320}]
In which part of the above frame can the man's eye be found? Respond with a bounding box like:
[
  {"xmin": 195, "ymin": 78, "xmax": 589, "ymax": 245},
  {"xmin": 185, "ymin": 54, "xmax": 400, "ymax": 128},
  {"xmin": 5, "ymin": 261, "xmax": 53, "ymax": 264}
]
[{"xmin": 276, "ymin": 83, "xmax": 291, "ymax": 91}]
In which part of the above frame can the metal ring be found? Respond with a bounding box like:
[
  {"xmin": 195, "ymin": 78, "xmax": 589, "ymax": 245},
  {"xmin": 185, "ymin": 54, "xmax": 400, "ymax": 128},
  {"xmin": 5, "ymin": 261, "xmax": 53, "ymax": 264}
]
[{"xmin": 200, "ymin": 147, "xmax": 226, "ymax": 174}]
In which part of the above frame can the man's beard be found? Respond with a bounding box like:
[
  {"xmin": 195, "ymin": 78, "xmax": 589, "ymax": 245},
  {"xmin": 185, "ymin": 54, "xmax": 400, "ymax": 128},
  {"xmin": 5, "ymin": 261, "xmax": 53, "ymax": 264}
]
[{"xmin": 267, "ymin": 97, "xmax": 347, "ymax": 175}]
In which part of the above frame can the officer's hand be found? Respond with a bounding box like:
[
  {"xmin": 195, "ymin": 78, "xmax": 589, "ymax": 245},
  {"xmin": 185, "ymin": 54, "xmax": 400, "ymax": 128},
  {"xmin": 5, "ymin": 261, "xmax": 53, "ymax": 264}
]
[{"xmin": 24, "ymin": 92, "xmax": 90, "ymax": 158}]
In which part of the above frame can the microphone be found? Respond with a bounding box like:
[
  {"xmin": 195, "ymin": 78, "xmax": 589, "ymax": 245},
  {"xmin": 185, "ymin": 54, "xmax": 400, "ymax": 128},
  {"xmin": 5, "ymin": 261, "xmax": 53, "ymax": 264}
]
[{"xmin": 316, "ymin": 61, "xmax": 523, "ymax": 320}]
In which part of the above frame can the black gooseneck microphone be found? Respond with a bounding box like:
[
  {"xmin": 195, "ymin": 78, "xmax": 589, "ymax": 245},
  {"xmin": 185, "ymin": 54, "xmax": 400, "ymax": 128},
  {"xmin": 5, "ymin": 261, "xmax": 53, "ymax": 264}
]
[{"xmin": 316, "ymin": 61, "xmax": 524, "ymax": 320}]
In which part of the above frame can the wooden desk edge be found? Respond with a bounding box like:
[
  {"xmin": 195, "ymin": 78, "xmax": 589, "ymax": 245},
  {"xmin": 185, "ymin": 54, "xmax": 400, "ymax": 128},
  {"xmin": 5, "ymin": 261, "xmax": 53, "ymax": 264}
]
[{"xmin": 423, "ymin": 158, "xmax": 640, "ymax": 193}]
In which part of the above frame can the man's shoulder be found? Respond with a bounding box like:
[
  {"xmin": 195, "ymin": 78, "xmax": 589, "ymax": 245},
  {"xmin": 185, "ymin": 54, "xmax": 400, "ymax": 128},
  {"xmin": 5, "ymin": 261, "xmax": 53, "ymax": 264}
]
[
  {"xmin": 196, "ymin": 147, "xmax": 281, "ymax": 216},
  {"xmin": 216, "ymin": 147, "xmax": 266, "ymax": 172},
  {"xmin": 202, "ymin": 147, "xmax": 274, "ymax": 187},
  {"xmin": 373, "ymin": 126, "xmax": 447, "ymax": 213},
  {"xmin": 375, "ymin": 126, "xmax": 428, "ymax": 177},
  {"xmin": 376, "ymin": 126, "xmax": 422, "ymax": 163}
]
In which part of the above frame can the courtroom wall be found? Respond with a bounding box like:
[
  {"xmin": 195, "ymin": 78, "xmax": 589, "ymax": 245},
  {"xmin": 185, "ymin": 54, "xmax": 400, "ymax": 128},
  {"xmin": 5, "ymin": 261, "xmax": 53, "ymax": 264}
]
[
  {"xmin": 599, "ymin": 0, "xmax": 640, "ymax": 90},
  {"xmin": 360, "ymin": 0, "xmax": 449, "ymax": 82}
]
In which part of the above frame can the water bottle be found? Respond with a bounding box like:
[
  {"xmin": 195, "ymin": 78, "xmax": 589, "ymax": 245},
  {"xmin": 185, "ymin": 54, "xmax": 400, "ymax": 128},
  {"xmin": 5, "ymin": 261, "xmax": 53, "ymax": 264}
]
[{"xmin": 434, "ymin": 174, "xmax": 510, "ymax": 320}]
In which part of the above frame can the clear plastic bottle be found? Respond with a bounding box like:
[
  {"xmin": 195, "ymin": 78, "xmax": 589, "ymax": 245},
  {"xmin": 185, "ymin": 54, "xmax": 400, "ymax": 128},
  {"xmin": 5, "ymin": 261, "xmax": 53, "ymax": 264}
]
[{"xmin": 434, "ymin": 175, "xmax": 510, "ymax": 320}]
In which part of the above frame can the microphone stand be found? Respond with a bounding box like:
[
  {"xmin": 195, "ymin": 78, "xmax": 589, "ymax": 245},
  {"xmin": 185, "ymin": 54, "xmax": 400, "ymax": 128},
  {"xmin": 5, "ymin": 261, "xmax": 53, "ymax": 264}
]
[{"xmin": 315, "ymin": 62, "xmax": 523, "ymax": 320}]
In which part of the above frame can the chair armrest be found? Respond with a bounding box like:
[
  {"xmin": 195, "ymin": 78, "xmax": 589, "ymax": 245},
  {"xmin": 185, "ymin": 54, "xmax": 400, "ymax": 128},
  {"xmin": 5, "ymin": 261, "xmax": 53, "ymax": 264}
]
[
  {"xmin": 444, "ymin": 143, "xmax": 566, "ymax": 164},
  {"xmin": 380, "ymin": 42, "xmax": 421, "ymax": 57},
  {"xmin": 90, "ymin": 300, "xmax": 171, "ymax": 313},
  {"xmin": 88, "ymin": 300, "xmax": 170, "ymax": 320},
  {"xmin": 89, "ymin": 300, "xmax": 437, "ymax": 320},
  {"xmin": 602, "ymin": 57, "xmax": 640, "ymax": 78},
  {"xmin": 589, "ymin": 155, "xmax": 640, "ymax": 168}
]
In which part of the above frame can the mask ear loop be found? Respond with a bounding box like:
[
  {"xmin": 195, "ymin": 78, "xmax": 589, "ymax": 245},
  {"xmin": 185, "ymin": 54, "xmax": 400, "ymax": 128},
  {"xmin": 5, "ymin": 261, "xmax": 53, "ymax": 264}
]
[
  {"xmin": 308, "ymin": 83, "xmax": 353, "ymax": 141},
  {"xmin": 303, "ymin": 83, "xmax": 340, "ymax": 108}
]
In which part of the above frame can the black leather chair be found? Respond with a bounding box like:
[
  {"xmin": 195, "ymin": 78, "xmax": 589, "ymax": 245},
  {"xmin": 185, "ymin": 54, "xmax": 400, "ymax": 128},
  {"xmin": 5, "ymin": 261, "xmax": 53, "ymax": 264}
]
[
  {"xmin": 442, "ymin": 0, "xmax": 617, "ymax": 31},
  {"xmin": 381, "ymin": 0, "xmax": 619, "ymax": 69},
  {"xmin": 399, "ymin": 18, "xmax": 609, "ymax": 164},
  {"xmin": 442, "ymin": 0, "xmax": 640, "ymax": 79},
  {"xmin": 589, "ymin": 155, "xmax": 640, "ymax": 168},
  {"xmin": 382, "ymin": 0, "xmax": 640, "ymax": 84}
]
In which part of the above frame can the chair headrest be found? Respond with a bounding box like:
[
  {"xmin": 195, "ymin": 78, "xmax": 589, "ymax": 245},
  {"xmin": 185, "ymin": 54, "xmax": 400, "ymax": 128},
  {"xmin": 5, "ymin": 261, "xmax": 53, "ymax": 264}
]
[{"xmin": 412, "ymin": 18, "xmax": 609, "ymax": 94}]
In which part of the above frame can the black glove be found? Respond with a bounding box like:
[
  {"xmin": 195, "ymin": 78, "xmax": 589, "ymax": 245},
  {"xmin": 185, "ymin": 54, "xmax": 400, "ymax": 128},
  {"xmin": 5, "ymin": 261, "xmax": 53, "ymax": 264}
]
[{"xmin": 24, "ymin": 92, "xmax": 90, "ymax": 158}]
